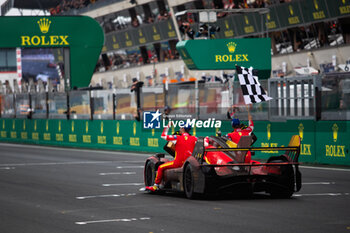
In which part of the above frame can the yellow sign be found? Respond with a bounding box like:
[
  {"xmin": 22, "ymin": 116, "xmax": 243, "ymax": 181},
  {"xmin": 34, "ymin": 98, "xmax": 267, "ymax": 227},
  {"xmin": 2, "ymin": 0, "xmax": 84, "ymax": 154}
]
[
  {"xmin": 133, "ymin": 122, "xmax": 137, "ymax": 136},
  {"xmin": 261, "ymin": 142, "xmax": 279, "ymax": 154},
  {"xmin": 71, "ymin": 121, "xmax": 74, "ymax": 132},
  {"xmin": 21, "ymin": 18, "xmax": 69, "ymax": 46},
  {"xmin": 98, "ymin": 136, "xmax": 106, "ymax": 144},
  {"xmin": 113, "ymin": 136, "xmax": 123, "ymax": 145},
  {"xmin": 289, "ymin": 5, "xmax": 294, "ymax": 15},
  {"xmin": 298, "ymin": 123, "xmax": 304, "ymax": 141},
  {"xmin": 130, "ymin": 137, "xmax": 140, "ymax": 146},
  {"xmin": 86, "ymin": 121, "xmax": 89, "ymax": 133},
  {"xmin": 116, "ymin": 122, "xmax": 120, "ymax": 135},
  {"xmin": 215, "ymin": 54, "xmax": 249, "ymax": 63},
  {"xmin": 44, "ymin": 133, "xmax": 51, "ymax": 141},
  {"xmin": 21, "ymin": 35, "xmax": 69, "ymax": 46},
  {"xmin": 1, "ymin": 131, "xmax": 7, "ymax": 138},
  {"xmin": 21, "ymin": 132, "xmax": 28, "ymax": 139},
  {"xmin": 32, "ymin": 132, "xmax": 39, "ymax": 140},
  {"xmin": 23, "ymin": 121, "xmax": 26, "ymax": 130},
  {"xmin": 46, "ymin": 120, "xmax": 49, "ymax": 131},
  {"xmin": 332, "ymin": 124, "xmax": 338, "ymax": 142},
  {"xmin": 300, "ymin": 144, "xmax": 312, "ymax": 155},
  {"xmin": 148, "ymin": 138, "xmax": 159, "ymax": 147},
  {"xmin": 100, "ymin": 121, "xmax": 104, "ymax": 134},
  {"xmin": 56, "ymin": 133, "xmax": 63, "ymax": 141},
  {"xmin": 325, "ymin": 145, "xmax": 346, "ymax": 157},
  {"xmin": 58, "ymin": 120, "xmax": 61, "ymax": 132},
  {"xmin": 11, "ymin": 131, "xmax": 17, "ymax": 138},
  {"xmin": 266, "ymin": 14, "xmax": 277, "ymax": 29},
  {"xmin": 312, "ymin": 1, "xmax": 325, "ymax": 20},
  {"xmin": 12, "ymin": 120, "xmax": 15, "ymax": 130},
  {"xmin": 227, "ymin": 42, "xmax": 236, "ymax": 53},
  {"xmin": 215, "ymin": 42, "xmax": 249, "ymax": 62},
  {"xmin": 83, "ymin": 135, "xmax": 91, "ymax": 143},
  {"xmin": 69, "ymin": 134, "xmax": 77, "ymax": 142},
  {"xmin": 267, "ymin": 124, "xmax": 271, "ymax": 140},
  {"xmin": 38, "ymin": 18, "xmax": 51, "ymax": 33}
]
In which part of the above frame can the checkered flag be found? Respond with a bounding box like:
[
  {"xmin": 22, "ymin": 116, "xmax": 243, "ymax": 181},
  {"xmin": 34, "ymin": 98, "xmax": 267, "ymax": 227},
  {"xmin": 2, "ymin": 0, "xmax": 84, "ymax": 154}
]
[{"xmin": 236, "ymin": 66, "xmax": 272, "ymax": 105}]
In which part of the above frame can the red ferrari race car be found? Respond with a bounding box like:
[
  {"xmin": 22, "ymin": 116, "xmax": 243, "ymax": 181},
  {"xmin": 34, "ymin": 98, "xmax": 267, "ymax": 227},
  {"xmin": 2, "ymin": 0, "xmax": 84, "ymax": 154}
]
[{"xmin": 143, "ymin": 135, "xmax": 302, "ymax": 199}]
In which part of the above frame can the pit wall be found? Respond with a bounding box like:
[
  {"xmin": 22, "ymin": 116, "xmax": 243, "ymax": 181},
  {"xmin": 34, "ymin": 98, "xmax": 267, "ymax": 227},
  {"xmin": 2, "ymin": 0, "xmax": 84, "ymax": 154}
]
[{"xmin": 0, "ymin": 119, "xmax": 348, "ymax": 166}]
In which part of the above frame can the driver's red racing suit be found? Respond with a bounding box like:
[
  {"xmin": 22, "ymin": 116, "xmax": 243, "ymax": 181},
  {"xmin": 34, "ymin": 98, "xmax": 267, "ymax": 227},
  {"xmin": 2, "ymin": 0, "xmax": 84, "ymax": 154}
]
[
  {"xmin": 154, "ymin": 125, "xmax": 197, "ymax": 185},
  {"xmin": 226, "ymin": 119, "xmax": 254, "ymax": 163}
]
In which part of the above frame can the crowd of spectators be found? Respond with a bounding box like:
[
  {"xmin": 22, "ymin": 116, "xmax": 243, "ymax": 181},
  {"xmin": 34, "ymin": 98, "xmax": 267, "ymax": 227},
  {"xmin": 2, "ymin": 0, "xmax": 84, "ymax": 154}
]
[
  {"xmin": 94, "ymin": 45, "xmax": 179, "ymax": 73},
  {"xmin": 49, "ymin": 0, "xmax": 98, "ymax": 15},
  {"xmin": 100, "ymin": 7, "xmax": 171, "ymax": 33},
  {"xmin": 95, "ymin": 52, "xmax": 142, "ymax": 72}
]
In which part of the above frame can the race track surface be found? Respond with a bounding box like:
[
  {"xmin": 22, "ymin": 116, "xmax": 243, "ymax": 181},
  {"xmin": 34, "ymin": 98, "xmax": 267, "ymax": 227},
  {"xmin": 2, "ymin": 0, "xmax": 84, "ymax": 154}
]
[{"xmin": 1, "ymin": 143, "xmax": 349, "ymax": 233}]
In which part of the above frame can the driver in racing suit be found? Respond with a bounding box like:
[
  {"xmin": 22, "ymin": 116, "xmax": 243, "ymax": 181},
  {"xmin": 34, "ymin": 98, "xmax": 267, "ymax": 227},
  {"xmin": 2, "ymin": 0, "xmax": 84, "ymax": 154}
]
[
  {"xmin": 226, "ymin": 106, "xmax": 254, "ymax": 163},
  {"xmin": 146, "ymin": 122, "xmax": 197, "ymax": 192}
]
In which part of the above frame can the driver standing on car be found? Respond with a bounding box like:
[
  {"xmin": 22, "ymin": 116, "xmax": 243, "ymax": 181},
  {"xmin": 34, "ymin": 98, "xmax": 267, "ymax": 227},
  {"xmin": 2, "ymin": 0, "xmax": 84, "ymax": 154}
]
[
  {"xmin": 146, "ymin": 122, "xmax": 197, "ymax": 192},
  {"xmin": 226, "ymin": 105, "xmax": 254, "ymax": 163}
]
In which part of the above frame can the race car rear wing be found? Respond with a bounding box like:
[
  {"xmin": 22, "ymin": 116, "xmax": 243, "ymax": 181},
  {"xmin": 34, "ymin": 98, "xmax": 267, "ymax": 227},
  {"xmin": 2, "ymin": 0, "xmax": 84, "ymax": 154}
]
[{"xmin": 203, "ymin": 135, "xmax": 301, "ymax": 164}]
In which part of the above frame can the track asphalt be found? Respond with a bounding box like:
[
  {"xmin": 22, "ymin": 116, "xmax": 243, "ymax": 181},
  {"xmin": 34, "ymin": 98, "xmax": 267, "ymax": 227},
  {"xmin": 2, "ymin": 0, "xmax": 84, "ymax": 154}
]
[{"xmin": 1, "ymin": 143, "xmax": 349, "ymax": 233}]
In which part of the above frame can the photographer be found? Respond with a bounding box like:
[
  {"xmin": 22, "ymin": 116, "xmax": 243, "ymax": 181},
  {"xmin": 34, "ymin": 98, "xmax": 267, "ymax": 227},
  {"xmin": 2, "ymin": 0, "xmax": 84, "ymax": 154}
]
[
  {"xmin": 130, "ymin": 78, "xmax": 144, "ymax": 121},
  {"xmin": 179, "ymin": 22, "xmax": 195, "ymax": 40},
  {"xmin": 195, "ymin": 23, "xmax": 220, "ymax": 39}
]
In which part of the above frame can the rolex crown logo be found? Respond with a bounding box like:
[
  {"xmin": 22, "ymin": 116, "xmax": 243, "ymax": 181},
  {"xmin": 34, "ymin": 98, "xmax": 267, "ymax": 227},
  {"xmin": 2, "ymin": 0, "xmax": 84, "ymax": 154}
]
[
  {"xmin": 289, "ymin": 5, "xmax": 294, "ymax": 16},
  {"xmin": 314, "ymin": 0, "xmax": 319, "ymax": 10},
  {"xmin": 37, "ymin": 18, "xmax": 51, "ymax": 34},
  {"xmin": 227, "ymin": 42, "xmax": 237, "ymax": 53},
  {"xmin": 244, "ymin": 16, "xmax": 249, "ymax": 25}
]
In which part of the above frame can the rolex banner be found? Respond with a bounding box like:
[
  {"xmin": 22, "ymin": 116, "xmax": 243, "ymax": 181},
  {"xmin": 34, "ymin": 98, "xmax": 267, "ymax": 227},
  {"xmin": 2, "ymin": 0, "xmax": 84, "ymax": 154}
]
[
  {"xmin": 0, "ymin": 16, "xmax": 104, "ymax": 88},
  {"xmin": 176, "ymin": 38, "xmax": 271, "ymax": 79}
]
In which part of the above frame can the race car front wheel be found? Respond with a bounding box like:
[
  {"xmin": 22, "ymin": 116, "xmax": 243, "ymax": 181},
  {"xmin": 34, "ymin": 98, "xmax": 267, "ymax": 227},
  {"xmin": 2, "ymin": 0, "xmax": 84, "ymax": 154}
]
[{"xmin": 184, "ymin": 164, "xmax": 197, "ymax": 199}]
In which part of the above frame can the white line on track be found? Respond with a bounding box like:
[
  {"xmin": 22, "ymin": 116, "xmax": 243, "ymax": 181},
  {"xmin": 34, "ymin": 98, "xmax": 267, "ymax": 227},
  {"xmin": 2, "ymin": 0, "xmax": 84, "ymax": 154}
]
[
  {"xmin": 76, "ymin": 193, "xmax": 136, "ymax": 200},
  {"xmin": 300, "ymin": 166, "xmax": 350, "ymax": 172},
  {"xmin": 75, "ymin": 217, "xmax": 151, "ymax": 225},
  {"xmin": 293, "ymin": 193, "xmax": 350, "ymax": 197},
  {"xmin": 302, "ymin": 182, "xmax": 335, "ymax": 185},
  {"xmin": 103, "ymin": 183, "xmax": 144, "ymax": 187},
  {"xmin": 0, "ymin": 142, "xmax": 151, "ymax": 157},
  {"xmin": 99, "ymin": 172, "xmax": 136, "ymax": 175},
  {"xmin": 0, "ymin": 167, "xmax": 15, "ymax": 170},
  {"xmin": 116, "ymin": 166, "xmax": 144, "ymax": 169},
  {"xmin": 0, "ymin": 161, "xmax": 116, "ymax": 167},
  {"xmin": 0, "ymin": 161, "xmax": 145, "ymax": 167}
]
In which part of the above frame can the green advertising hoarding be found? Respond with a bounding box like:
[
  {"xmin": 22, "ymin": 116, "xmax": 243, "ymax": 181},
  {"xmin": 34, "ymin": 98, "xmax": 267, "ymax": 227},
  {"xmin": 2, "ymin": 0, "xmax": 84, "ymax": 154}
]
[
  {"xmin": 0, "ymin": 16, "xmax": 104, "ymax": 88},
  {"xmin": 300, "ymin": 0, "xmax": 329, "ymax": 23},
  {"xmin": 233, "ymin": 13, "xmax": 259, "ymax": 36},
  {"xmin": 104, "ymin": 19, "xmax": 176, "ymax": 52},
  {"xmin": 0, "ymin": 118, "xmax": 348, "ymax": 165},
  {"xmin": 176, "ymin": 38, "xmax": 271, "ymax": 79},
  {"xmin": 217, "ymin": 18, "xmax": 237, "ymax": 38},
  {"xmin": 328, "ymin": 0, "xmax": 350, "ymax": 18}
]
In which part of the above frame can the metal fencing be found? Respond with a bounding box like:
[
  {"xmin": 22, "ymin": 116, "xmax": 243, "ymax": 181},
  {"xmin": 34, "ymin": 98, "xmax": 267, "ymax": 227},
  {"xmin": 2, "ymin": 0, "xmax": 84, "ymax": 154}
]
[{"xmin": 0, "ymin": 74, "xmax": 349, "ymax": 121}]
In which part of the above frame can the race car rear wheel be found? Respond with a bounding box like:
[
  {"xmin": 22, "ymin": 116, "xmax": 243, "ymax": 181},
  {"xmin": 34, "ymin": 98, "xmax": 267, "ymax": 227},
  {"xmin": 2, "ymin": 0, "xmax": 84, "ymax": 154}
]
[
  {"xmin": 184, "ymin": 164, "xmax": 197, "ymax": 199},
  {"xmin": 145, "ymin": 160, "xmax": 156, "ymax": 186},
  {"xmin": 268, "ymin": 156, "xmax": 294, "ymax": 198}
]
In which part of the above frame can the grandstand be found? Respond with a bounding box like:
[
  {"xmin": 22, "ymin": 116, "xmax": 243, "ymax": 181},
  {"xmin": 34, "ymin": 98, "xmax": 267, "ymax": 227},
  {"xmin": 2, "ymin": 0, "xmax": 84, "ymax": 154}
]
[
  {"xmin": 0, "ymin": 0, "xmax": 349, "ymax": 88},
  {"xmin": 45, "ymin": 0, "xmax": 350, "ymax": 88}
]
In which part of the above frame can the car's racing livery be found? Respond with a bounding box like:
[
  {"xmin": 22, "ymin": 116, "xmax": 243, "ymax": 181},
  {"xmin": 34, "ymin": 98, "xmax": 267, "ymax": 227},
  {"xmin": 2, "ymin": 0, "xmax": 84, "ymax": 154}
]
[{"xmin": 144, "ymin": 135, "xmax": 302, "ymax": 199}]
